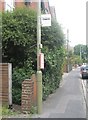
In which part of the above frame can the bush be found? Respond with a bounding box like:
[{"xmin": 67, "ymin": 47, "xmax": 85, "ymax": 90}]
[
  {"xmin": 2, "ymin": 8, "xmax": 37, "ymax": 68},
  {"xmin": 2, "ymin": 8, "xmax": 65, "ymax": 104},
  {"xmin": 42, "ymin": 47, "xmax": 65, "ymax": 100}
]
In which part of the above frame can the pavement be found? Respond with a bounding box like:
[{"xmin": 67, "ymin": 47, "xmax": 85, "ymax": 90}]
[
  {"xmin": 3, "ymin": 67, "xmax": 87, "ymax": 119},
  {"xmin": 2, "ymin": 72, "xmax": 70, "ymax": 119},
  {"xmin": 31, "ymin": 67, "xmax": 86, "ymax": 118},
  {"xmin": 32, "ymin": 72, "xmax": 70, "ymax": 118}
]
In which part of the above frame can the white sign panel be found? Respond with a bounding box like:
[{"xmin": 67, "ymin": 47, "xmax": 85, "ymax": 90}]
[{"xmin": 41, "ymin": 14, "xmax": 51, "ymax": 27}]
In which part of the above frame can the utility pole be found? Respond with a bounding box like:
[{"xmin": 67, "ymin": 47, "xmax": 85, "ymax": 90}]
[
  {"xmin": 80, "ymin": 45, "xmax": 82, "ymax": 60},
  {"xmin": 37, "ymin": 0, "xmax": 42, "ymax": 114},
  {"xmin": 67, "ymin": 29, "xmax": 69, "ymax": 73}
]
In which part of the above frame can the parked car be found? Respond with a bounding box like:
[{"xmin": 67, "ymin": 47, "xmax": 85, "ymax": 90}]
[{"xmin": 80, "ymin": 65, "xmax": 88, "ymax": 79}]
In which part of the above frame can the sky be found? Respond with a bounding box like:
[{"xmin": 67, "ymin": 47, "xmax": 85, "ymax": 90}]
[
  {"xmin": 49, "ymin": 0, "xmax": 87, "ymax": 47},
  {"xmin": 5, "ymin": 0, "xmax": 87, "ymax": 47}
]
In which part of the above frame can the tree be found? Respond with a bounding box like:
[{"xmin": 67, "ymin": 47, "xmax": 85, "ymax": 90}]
[
  {"xmin": 74, "ymin": 44, "xmax": 87, "ymax": 63},
  {"xmin": 74, "ymin": 44, "xmax": 81, "ymax": 55}
]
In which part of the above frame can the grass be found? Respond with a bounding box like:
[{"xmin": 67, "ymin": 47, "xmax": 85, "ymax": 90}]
[
  {"xmin": 0, "ymin": 106, "xmax": 20, "ymax": 117},
  {"xmin": 0, "ymin": 105, "xmax": 37, "ymax": 118},
  {"xmin": 0, "ymin": 104, "xmax": 38, "ymax": 119},
  {"xmin": 30, "ymin": 106, "xmax": 37, "ymax": 114}
]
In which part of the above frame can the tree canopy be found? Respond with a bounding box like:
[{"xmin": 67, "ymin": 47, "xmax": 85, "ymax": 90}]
[{"xmin": 74, "ymin": 44, "xmax": 87, "ymax": 63}]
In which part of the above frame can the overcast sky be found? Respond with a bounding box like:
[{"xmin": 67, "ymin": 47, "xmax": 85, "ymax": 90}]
[
  {"xmin": 5, "ymin": 0, "xmax": 87, "ymax": 47},
  {"xmin": 49, "ymin": 0, "xmax": 87, "ymax": 47}
]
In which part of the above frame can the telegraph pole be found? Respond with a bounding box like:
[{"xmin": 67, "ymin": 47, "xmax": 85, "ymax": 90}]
[{"xmin": 37, "ymin": 0, "xmax": 42, "ymax": 114}]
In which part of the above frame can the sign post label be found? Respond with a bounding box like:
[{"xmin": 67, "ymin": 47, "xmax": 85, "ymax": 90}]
[{"xmin": 41, "ymin": 14, "xmax": 51, "ymax": 27}]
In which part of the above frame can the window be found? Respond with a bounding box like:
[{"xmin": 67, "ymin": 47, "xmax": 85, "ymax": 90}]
[
  {"xmin": 24, "ymin": 0, "xmax": 31, "ymax": 6},
  {"xmin": 5, "ymin": 0, "xmax": 14, "ymax": 11},
  {"xmin": 41, "ymin": 0, "xmax": 45, "ymax": 10},
  {"xmin": 41, "ymin": 0, "xmax": 49, "ymax": 13}
]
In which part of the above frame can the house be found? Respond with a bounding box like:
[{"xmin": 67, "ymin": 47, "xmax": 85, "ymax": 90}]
[
  {"xmin": 50, "ymin": 6, "xmax": 56, "ymax": 20},
  {"xmin": 0, "ymin": 0, "xmax": 51, "ymax": 13}
]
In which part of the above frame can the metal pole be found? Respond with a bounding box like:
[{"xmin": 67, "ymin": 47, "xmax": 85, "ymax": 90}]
[{"xmin": 37, "ymin": 0, "xmax": 42, "ymax": 114}]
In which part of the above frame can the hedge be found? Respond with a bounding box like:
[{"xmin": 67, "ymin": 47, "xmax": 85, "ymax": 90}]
[{"xmin": 2, "ymin": 8, "xmax": 65, "ymax": 104}]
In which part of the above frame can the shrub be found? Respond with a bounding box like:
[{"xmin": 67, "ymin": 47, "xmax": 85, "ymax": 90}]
[
  {"xmin": 2, "ymin": 8, "xmax": 65, "ymax": 104},
  {"xmin": 12, "ymin": 67, "xmax": 34, "ymax": 104}
]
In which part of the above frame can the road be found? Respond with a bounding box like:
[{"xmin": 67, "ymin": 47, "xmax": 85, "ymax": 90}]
[{"xmin": 35, "ymin": 67, "xmax": 86, "ymax": 118}]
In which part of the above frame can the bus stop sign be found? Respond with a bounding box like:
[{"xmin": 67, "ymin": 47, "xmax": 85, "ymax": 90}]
[{"xmin": 41, "ymin": 14, "xmax": 51, "ymax": 27}]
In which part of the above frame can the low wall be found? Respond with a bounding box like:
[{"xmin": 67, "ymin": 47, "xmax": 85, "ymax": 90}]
[
  {"xmin": 0, "ymin": 63, "xmax": 12, "ymax": 106},
  {"xmin": 21, "ymin": 74, "xmax": 37, "ymax": 113}
]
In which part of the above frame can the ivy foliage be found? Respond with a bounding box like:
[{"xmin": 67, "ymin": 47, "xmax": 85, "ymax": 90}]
[{"xmin": 2, "ymin": 8, "xmax": 65, "ymax": 104}]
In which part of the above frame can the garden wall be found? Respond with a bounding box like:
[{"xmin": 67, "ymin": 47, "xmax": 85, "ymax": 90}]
[
  {"xmin": 21, "ymin": 74, "xmax": 37, "ymax": 113},
  {"xmin": 0, "ymin": 63, "xmax": 12, "ymax": 106}
]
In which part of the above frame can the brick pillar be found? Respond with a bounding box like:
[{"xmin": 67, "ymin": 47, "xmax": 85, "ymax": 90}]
[{"xmin": 21, "ymin": 79, "xmax": 34, "ymax": 113}]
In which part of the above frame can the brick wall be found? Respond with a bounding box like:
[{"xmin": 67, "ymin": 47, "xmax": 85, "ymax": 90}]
[
  {"xmin": 15, "ymin": 0, "xmax": 25, "ymax": 9},
  {"xmin": 21, "ymin": 74, "xmax": 37, "ymax": 113},
  {"xmin": 21, "ymin": 79, "xmax": 34, "ymax": 113},
  {"xmin": 0, "ymin": 1, "xmax": 4, "ymax": 11},
  {"xmin": 30, "ymin": 2, "xmax": 37, "ymax": 10},
  {"xmin": 0, "ymin": 63, "xmax": 12, "ymax": 106},
  {"xmin": 0, "ymin": 0, "xmax": 50, "ymax": 12},
  {"xmin": 15, "ymin": 2, "xmax": 38, "ymax": 11}
]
